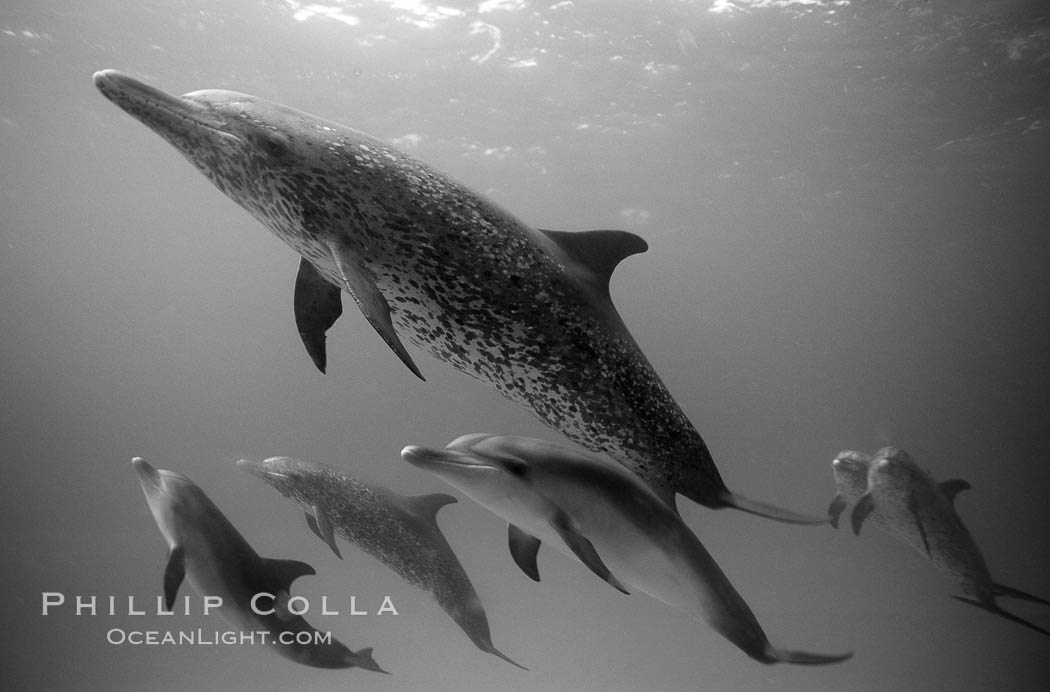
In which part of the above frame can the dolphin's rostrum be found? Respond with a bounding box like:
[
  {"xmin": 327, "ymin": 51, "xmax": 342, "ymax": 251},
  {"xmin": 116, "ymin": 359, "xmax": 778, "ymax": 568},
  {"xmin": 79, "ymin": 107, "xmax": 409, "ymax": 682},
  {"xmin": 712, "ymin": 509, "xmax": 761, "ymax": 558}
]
[{"xmin": 94, "ymin": 69, "xmax": 822, "ymax": 524}]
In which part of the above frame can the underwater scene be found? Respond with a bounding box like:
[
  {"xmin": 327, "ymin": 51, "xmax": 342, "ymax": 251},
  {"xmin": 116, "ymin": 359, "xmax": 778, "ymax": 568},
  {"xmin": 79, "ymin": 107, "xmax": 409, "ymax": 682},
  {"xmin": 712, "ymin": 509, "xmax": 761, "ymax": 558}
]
[{"xmin": 2, "ymin": 1, "xmax": 1048, "ymax": 690}]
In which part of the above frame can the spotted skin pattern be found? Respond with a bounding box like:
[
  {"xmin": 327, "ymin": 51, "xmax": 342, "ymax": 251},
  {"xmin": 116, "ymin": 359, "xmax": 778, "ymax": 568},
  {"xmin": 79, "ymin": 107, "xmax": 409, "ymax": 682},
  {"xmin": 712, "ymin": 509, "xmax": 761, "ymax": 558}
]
[
  {"xmin": 239, "ymin": 456, "xmax": 521, "ymax": 667},
  {"xmin": 94, "ymin": 70, "xmax": 819, "ymax": 522},
  {"xmin": 832, "ymin": 449, "xmax": 994, "ymax": 588},
  {"xmin": 830, "ymin": 448, "xmax": 1050, "ymax": 635}
]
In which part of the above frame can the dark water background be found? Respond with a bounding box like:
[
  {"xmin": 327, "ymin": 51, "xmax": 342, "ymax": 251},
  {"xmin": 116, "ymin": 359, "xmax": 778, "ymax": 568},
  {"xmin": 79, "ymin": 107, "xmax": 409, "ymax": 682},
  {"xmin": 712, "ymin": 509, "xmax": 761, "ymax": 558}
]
[{"xmin": 2, "ymin": 1, "xmax": 1048, "ymax": 690}]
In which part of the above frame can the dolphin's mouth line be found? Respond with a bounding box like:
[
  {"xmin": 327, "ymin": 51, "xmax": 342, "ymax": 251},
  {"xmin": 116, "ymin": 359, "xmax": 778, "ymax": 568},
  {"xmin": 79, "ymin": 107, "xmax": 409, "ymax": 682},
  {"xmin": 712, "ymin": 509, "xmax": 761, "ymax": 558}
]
[
  {"xmin": 133, "ymin": 94, "xmax": 242, "ymax": 143},
  {"xmin": 236, "ymin": 459, "xmax": 288, "ymax": 481},
  {"xmin": 136, "ymin": 476, "xmax": 162, "ymax": 493},
  {"xmin": 434, "ymin": 457, "xmax": 494, "ymax": 470},
  {"xmin": 131, "ymin": 457, "xmax": 163, "ymax": 492},
  {"xmin": 402, "ymin": 446, "xmax": 495, "ymax": 470}
]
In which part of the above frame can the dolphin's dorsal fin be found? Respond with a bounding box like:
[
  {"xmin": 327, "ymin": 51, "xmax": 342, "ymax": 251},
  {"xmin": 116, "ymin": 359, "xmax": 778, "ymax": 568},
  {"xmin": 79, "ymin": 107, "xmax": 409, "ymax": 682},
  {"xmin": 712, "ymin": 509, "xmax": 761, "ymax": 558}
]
[
  {"xmin": 549, "ymin": 507, "xmax": 629, "ymax": 595},
  {"xmin": 304, "ymin": 506, "xmax": 342, "ymax": 559},
  {"xmin": 260, "ymin": 557, "xmax": 316, "ymax": 592},
  {"xmin": 939, "ymin": 479, "xmax": 971, "ymax": 506},
  {"xmin": 650, "ymin": 484, "xmax": 679, "ymax": 514},
  {"xmin": 326, "ymin": 240, "xmax": 425, "ymax": 381},
  {"xmin": 851, "ymin": 492, "xmax": 875, "ymax": 536},
  {"xmin": 539, "ymin": 229, "xmax": 647, "ymax": 299},
  {"xmin": 827, "ymin": 493, "xmax": 848, "ymax": 529},
  {"xmin": 163, "ymin": 545, "xmax": 186, "ymax": 611},
  {"xmin": 273, "ymin": 588, "xmax": 296, "ymax": 621},
  {"xmin": 294, "ymin": 257, "xmax": 343, "ymax": 374},
  {"xmin": 401, "ymin": 493, "xmax": 458, "ymax": 523},
  {"xmin": 508, "ymin": 524, "xmax": 542, "ymax": 582}
]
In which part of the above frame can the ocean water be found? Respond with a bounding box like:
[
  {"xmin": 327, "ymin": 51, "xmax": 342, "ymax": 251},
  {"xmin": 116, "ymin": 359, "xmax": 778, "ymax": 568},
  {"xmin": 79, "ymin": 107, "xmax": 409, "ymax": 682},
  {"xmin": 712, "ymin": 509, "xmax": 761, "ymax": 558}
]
[{"xmin": 2, "ymin": 1, "xmax": 1048, "ymax": 690}]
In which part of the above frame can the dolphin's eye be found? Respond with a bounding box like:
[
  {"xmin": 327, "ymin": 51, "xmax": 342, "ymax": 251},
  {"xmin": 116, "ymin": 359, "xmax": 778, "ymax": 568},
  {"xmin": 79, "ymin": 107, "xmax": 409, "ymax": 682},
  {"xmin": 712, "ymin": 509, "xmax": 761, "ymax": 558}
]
[
  {"xmin": 255, "ymin": 130, "xmax": 290, "ymax": 159},
  {"xmin": 504, "ymin": 459, "xmax": 528, "ymax": 477}
]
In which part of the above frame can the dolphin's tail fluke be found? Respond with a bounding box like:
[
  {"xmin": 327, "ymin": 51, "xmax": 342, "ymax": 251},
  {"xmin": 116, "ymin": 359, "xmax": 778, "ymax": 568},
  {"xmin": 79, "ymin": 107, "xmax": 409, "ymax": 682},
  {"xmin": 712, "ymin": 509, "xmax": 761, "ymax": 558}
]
[
  {"xmin": 764, "ymin": 646, "xmax": 854, "ymax": 665},
  {"xmin": 720, "ymin": 491, "xmax": 829, "ymax": 525},
  {"xmin": 993, "ymin": 582, "xmax": 1050, "ymax": 606},
  {"xmin": 952, "ymin": 596, "xmax": 1050, "ymax": 637},
  {"xmin": 352, "ymin": 647, "xmax": 390, "ymax": 674}
]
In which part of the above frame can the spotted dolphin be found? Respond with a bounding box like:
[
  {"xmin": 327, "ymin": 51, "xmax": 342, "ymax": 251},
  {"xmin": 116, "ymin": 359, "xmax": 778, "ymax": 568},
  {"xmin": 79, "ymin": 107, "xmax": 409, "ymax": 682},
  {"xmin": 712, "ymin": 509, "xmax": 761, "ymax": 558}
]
[
  {"xmin": 403, "ymin": 434, "xmax": 852, "ymax": 665},
  {"xmin": 131, "ymin": 457, "xmax": 387, "ymax": 672},
  {"xmin": 830, "ymin": 447, "xmax": 1050, "ymax": 637},
  {"xmin": 93, "ymin": 69, "xmax": 821, "ymax": 524},
  {"xmin": 827, "ymin": 449, "xmax": 875, "ymax": 530},
  {"xmin": 237, "ymin": 455, "xmax": 524, "ymax": 668}
]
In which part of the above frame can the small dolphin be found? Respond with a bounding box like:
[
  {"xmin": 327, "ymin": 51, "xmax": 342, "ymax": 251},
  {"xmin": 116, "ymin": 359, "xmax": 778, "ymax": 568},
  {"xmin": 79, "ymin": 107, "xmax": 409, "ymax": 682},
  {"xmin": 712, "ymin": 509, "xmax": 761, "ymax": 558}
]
[
  {"xmin": 237, "ymin": 456, "xmax": 524, "ymax": 669},
  {"xmin": 94, "ymin": 69, "xmax": 821, "ymax": 524},
  {"xmin": 827, "ymin": 449, "xmax": 875, "ymax": 529},
  {"xmin": 831, "ymin": 447, "xmax": 1050, "ymax": 637},
  {"xmin": 403, "ymin": 434, "xmax": 852, "ymax": 665},
  {"xmin": 131, "ymin": 457, "xmax": 387, "ymax": 672}
]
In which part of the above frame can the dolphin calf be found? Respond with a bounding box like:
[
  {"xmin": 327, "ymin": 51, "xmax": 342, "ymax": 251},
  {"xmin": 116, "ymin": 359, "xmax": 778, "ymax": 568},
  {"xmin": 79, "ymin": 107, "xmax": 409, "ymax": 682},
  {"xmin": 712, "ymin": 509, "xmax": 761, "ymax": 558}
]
[
  {"xmin": 237, "ymin": 455, "xmax": 524, "ymax": 669},
  {"xmin": 403, "ymin": 434, "xmax": 852, "ymax": 665},
  {"xmin": 830, "ymin": 447, "xmax": 1050, "ymax": 637},
  {"xmin": 93, "ymin": 69, "xmax": 821, "ymax": 524},
  {"xmin": 131, "ymin": 457, "xmax": 387, "ymax": 672},
  {"xmin": 827, "ymin": 450, "xmax": 875, "ymax": 530}
]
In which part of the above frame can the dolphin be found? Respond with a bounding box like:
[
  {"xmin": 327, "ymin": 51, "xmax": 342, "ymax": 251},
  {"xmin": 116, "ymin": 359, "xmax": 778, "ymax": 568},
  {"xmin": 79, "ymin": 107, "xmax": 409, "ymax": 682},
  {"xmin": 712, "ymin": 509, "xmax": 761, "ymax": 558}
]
[
  {"xmin": 131, "ymin": 457, "xmax": 387, "ymax": 672},
  {"xmin": 831, "ymin": 447, "xmax": 1050, "ymax": 637},
  {"xmin": 827, "ymin": 449, "xmax": 875, "ymax": 529},
  {"xmin": 93, "ymin": 69, "xmax": 822, "ymax": 525},
  {"xmin": 237, "ymin": 455, "xmax": 524, "ymax": 669},
  {"xmin": 402, "ymin": 434, "xmax": 853, "ymax": 665}
]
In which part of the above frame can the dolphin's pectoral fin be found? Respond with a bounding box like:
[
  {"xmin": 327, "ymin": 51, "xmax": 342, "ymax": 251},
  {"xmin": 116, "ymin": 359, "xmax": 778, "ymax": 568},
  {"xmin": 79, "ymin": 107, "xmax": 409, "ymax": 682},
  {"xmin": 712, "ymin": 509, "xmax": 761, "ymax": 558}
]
[
  {"xmin": 993, "ymin": 582, "xmax": 1050, "ymax": 606},
  {"xmin": 327, "ymin": 241, "xmax": 424, "ymax": 381},
  {"xmin": 305, "ymin": 506, "xmax": 341, "ymax": 559},
  {"xmin": 294, "ymin": 257, "xmax": 343, "ymax": 373},
  {"xmin": 765, "ymin": 647, "xmax": 853, "ymax": 665},
  {"xmin": 163, "ymin": 545, "xmax": 186, "ymax": 611},
  {"xmin": 907, "ymin": 496, "xmax": 932, "ymax": 557},
  {"xmin": 951, "ymin": 595, "xmax": 1050, "ymax": 637},
  {"xmin": 939, "ymin": 479, "xmax": 971, "ymax": 506},
  {"xmin": 851, "ymin": 493, "xmax": 875, "ymax": 536},
  {"xmin": 827, "ymin": 493, "xmax": 848, "ymax": 529},
  {"xmin": 305, "ymin": 511, "xmax": 323, "ymax": 540},
  {"xmin": 260, "ymin": 557, "xmax": 316, "ymax": 592},
  {"xmin": 508, "ymin": 524, "xmax": 542, "ymax": 582},
  {"xmin": 539, "ymin": 229, "xmax": 648, "ymax": 299},
  {"xmin": 402, "ymin": 493, "xmax": 458, "ymax": 525},
  {"xmin": 550, "ymin": 509, "xmax": 629, "ymax": 594}
]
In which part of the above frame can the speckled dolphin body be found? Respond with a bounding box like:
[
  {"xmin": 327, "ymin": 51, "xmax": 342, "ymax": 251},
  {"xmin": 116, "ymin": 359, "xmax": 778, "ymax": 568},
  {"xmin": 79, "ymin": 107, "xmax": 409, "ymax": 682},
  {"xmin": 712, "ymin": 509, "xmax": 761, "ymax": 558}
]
[
  {"xmin": 829, "ymin": 447, "xmax": 1050, "ymax": 637},
  {"xmin": 131, "ymin": 457, "xmax": 387, "ymax": 672},
  {"xmin": 94, "ymin": 69, "xmax": 820, "ymax": 524},
  {"xmin": 403, "ymin": 434, "xmax": 852, "ymax": 665},
  {"xmin": 237, "ymin": 456, "xmax": 524, "ymax": 668}
]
